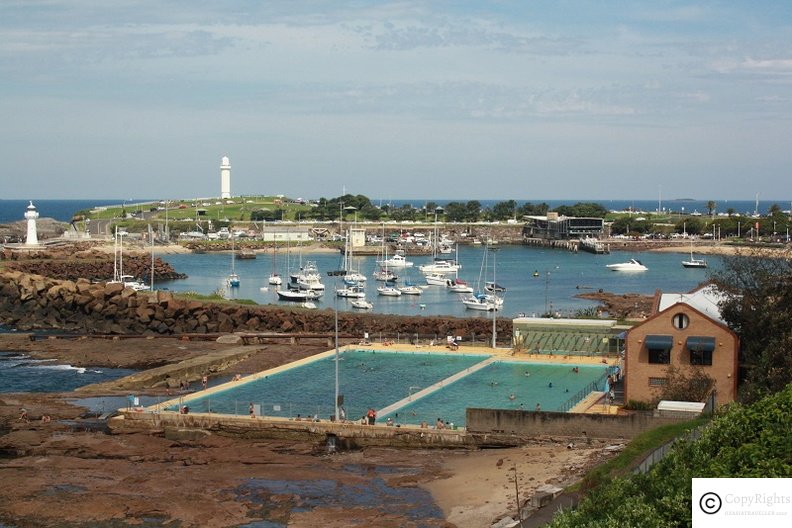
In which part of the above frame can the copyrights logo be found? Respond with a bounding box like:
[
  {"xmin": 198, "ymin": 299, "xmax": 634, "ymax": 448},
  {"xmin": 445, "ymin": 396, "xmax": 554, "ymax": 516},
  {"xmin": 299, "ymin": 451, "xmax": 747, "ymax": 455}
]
[
  {"xmin": 699, "ymin": 492, "xmax": 722, "ymax": 514},
  {"xmin": 693, "ymin": 479, "xmax": 792, "ymax": 527}
]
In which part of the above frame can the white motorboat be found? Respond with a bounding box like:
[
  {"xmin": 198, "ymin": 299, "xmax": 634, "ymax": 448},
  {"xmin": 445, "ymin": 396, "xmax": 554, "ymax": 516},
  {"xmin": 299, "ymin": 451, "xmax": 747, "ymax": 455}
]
[
  {"xmin": 418, "ymin": 259, "xmax": 460, "ymax": 274},
  {"xmin": 376, "ymin": 252, "xmax": 414, "ymax": 268},
  {"xmin": 351, "ymin": 298, "xmax": 374, "ymax": 310},
  {"xmin": 343, "ymin": 271, "xmax": 367, "ymax": 283},
  {"xmin": 449, "ymin": 278, "xmax": 474, "ymax": 293},
  {"xmin": 290, "ymin": 261, "xmax": 325, "ymax": 290},
  {"xmin": 425, "ymin": 273, "xmax": 452, "ymax": 286},
  {"xmin": 277, "ymin": 289, "xmax": 322, "ymax": 301},
  {"xmin": 120, "ymin": 274, "xmax": 151, "ymax": 291},
  {"xmin": 461, "ymin": 292, "xmax": 502, "ymax": 311},
  {"xmin": 377, "ymin": 284, "xmax": 402, "ymax": 296},
  {"xmin": 336, "ymin": 284, "xmax": 366, "ymax": 298},
  {"xmin": 606, "ymin": 259, "xmax": 648, "ymax": 272},
  {"xmin": 373, "ymin": 268, "xmax": 398, "ymax": 282},
  {"xmin": 485, "ymin": 281, "xmax": 506, "ymax": 293}
]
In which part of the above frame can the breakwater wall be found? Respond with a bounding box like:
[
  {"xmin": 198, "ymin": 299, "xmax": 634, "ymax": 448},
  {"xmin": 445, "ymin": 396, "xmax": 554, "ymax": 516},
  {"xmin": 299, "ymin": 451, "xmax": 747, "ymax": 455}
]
[
  {"xmin": 0, "ymin": 270, "xmax": 512, "ymax": 338},
  {"xmin": 2, "ymin": 248, "xmax": 185, "ymax": 281}
]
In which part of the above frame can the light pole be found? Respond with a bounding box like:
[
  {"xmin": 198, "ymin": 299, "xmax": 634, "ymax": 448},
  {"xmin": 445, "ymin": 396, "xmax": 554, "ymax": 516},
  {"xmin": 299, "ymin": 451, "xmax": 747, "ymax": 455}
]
[
  {"xmin": 489, "ymin": 247, "xmax": 499, "ymax": 348},
  {"xmin": 544, "ymin": 271, "xmax": 551, "ymax": 315},
  {"xmin": 327, "ymin": 269, "xmax": 346, "ymax": 421}
]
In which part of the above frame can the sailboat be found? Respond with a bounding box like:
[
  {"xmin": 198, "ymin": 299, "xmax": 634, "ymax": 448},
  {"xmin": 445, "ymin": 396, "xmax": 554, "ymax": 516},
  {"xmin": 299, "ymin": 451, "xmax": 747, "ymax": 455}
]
[
  {"xmin": 109, "ymin": 227, "xmax": 150, "ymax": 291},
  {"xmin": 461, "ymin": 243, "xmax": 503, "ymax": 311},
  {"xmin": 227, "ymin": 233, "xmax": 240, "ymax": 288},
  {"xmin": 267, "ymin": 244, "xmax": 282, "ymax": 285},
  {"xmin": 682, "ymin": 243, "xmax": 708, "ymax": 268}
]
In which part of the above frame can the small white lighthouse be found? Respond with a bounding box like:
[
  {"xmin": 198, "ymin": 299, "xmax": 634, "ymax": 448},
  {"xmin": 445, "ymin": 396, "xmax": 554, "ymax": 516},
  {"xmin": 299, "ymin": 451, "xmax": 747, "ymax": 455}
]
[
  {"xmin": 24, "ymin": 201, "xmax": 40, "ymax": 246},
  {"xmin": 220, "ymin": 156, "xmax": 231, "ymax": 199}
]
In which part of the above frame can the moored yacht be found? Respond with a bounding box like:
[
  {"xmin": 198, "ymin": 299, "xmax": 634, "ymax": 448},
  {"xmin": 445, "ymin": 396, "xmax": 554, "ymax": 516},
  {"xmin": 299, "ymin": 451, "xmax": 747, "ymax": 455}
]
[{"xmin": 606, "ymin": 259, "xmax": 648, "ymax": 272}]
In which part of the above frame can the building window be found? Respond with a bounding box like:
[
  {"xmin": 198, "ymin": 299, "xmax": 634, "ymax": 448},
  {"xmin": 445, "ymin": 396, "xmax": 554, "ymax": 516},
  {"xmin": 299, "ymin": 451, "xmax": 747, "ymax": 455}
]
[
  {"xmin": 649, "ymin": 377, "xmax": 667, "ymax": 387},
  {"xmin": 672, "ymin": 313, "xmax": 689, "ymax": 330},
  {"xmin": 648, "ymin": 348, "xmax": 671, "ymax": 364},
  {"xmin": 687, "ymin": 336, "xmax": 716, "ymax": 366},
  {"xmin": 690, "ymin": 349, "xmax": 713, "ymax": 366}
]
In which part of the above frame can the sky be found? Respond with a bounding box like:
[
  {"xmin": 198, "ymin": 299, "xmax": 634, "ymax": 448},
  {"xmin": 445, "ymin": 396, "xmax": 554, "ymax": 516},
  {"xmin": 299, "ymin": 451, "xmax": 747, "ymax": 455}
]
[{"xmin": 1, "ymin": 1, "xmax": 791, "ymax": 202}]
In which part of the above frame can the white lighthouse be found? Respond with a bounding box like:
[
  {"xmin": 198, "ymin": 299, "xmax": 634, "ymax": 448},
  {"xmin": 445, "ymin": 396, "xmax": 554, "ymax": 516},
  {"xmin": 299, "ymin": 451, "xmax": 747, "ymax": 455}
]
[
  {"xmin": 24, "ymin": 201, "xmax": 40, "ymax": 246},
  {"xmin": 220, "ymin": 156, "xmax": 231, "ymax": 199}
]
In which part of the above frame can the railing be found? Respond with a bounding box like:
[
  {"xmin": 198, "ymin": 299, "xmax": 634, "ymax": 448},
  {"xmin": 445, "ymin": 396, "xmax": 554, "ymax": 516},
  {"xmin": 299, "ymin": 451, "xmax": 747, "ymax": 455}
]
[{"xmin": 557, "ymin": 368, "xmax": 614, "ymax": 412}]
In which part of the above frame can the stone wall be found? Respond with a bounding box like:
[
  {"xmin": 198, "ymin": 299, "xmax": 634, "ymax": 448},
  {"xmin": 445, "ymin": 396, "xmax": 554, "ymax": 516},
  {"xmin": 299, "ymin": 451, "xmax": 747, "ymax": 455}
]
[
  {"xmin": 0, "ymin": 270, "xmax": 512, "ymax": 338},
  {"xmin": 466, "ymin": 408, "xmax": 686, "ymax": 440}
]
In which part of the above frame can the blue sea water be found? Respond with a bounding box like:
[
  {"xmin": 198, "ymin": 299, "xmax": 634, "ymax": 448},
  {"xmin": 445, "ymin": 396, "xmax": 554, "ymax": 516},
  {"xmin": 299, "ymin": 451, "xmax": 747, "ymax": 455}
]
[
  {"xmin": 0, "ymin": 351, "xmax": 137, "ymax": 393},
  {"xmin": 0, "ymin": 199, "xmax": 130, "ymax": 223}
]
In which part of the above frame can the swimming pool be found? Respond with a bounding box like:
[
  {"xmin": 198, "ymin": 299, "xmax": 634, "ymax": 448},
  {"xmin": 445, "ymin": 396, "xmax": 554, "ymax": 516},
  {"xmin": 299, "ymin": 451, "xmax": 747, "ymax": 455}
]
[
  {"xmin": 380, "ymin": 362, "xmax": 611, "ymax": 427},
  {"xmin": 171, "ymin": 349, "xmax": 488, "ymax": 422},
  {"xmin": 166, "ymin": 349, "xmax": 612, "ymax": 426}
]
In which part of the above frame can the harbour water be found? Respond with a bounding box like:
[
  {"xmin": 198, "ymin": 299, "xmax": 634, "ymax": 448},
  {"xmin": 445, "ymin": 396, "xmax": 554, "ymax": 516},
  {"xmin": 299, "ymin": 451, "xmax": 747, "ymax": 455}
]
[{"xmin": 159, "ymin": 244, "xmax": 716, "ymax": 318}]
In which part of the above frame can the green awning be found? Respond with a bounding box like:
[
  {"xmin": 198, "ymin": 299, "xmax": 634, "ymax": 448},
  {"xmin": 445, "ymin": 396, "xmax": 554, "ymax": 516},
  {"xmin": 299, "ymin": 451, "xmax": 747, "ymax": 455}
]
[
  {"xmin": 644, "ymin": 335, "xmax": 673, "ymax": 350},
  {"xmin": 686, "ymin": 336, "xmax": 715, "ymax": 352}
]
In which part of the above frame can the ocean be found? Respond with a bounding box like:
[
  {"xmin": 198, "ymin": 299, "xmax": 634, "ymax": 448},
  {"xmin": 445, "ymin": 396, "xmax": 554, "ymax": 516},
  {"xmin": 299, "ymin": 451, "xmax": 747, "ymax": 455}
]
[{"xmin": 1, "ymin": 198, "xmax": 789, "ymax": 223}]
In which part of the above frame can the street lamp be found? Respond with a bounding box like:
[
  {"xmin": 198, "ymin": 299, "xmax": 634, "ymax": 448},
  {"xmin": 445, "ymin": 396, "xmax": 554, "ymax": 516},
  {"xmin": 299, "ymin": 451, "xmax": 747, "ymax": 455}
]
[
  {"xmin": 327, "ymin": 269, "xmax": 347, "ymax": 420},
  {"xmin": 489, "ymin": 247, "xmax": 499, "ymax": 348}
]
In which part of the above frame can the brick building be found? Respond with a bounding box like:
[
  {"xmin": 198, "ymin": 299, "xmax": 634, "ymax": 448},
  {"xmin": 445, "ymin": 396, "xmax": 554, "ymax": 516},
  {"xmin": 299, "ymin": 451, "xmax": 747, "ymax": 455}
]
[{"xmin": 624, "ymin": 301, "xmax": 739, "ymax": 408}]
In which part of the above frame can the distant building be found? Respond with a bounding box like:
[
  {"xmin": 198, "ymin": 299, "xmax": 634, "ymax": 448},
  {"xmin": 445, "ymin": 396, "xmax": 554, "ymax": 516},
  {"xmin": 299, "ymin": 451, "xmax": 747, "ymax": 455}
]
[
  {"xmin": 260, "ymin": 226, "xmax": 312, "ymax": 243},
  {"xmin": 624, "ymin": 299, "xmax": 738, "ymax": 408},
  {"xmin": 220, "ymin": 156, "xmax": 231, "ymax": 199},
  {"xmin": 522, "ymin": 212, "xmax": 604, "ymax": 240}
]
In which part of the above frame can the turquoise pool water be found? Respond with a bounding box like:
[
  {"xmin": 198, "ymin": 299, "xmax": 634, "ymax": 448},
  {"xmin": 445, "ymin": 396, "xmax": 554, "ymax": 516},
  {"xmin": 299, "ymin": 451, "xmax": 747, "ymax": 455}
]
[
  {"xmin": 381, "ymin": 362, "xmax": 612, "ymax": 427},
  {"xmin": 169, "ymin": 350, "xmax": 611, "ymax": 426},
  {"xmin": 173, "ymin": 350, "xmax": 488, "ymax": 421}
]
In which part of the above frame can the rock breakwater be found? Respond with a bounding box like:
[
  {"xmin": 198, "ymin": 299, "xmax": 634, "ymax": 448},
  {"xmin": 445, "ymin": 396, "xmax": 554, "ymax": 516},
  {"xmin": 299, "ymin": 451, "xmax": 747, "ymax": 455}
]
[
  {"xmin": 0, "ymin": 270, "xmax": 511, "ymax": 339},
  {"xmin": 2, "ymin": 248, "xmax": 185, "ymax": 281}
]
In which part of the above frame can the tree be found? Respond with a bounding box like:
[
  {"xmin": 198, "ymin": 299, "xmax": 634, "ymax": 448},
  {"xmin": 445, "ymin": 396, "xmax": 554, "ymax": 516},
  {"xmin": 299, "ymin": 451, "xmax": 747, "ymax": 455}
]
[
  {"xmin": 492, "ymin": 200, "xmax": 517, "ymax": 221},
  {"xmin": 553, "ymin": 202, "xmax": 609, "ymax": 218},
  {"xmin": 706, "ymin": 200, "xmax": 716, "ymax": 216},
  {"xmin": 465, "ymin": 200, "xmax": 482, "ymax": 222},
  {"xmin": 711, "ymin": 248, "xmax": 792, "ymax": 402},
  {"xmin": 518, "ymin": 202, "xmax": 550, "ymax": 216},
  {"xmin": 444, "ymin": 202, "xmax": 468, "ymax": 222},
  {"xmin": 675, "ymin": 218, "xmax": 704, "ymax": 235}
]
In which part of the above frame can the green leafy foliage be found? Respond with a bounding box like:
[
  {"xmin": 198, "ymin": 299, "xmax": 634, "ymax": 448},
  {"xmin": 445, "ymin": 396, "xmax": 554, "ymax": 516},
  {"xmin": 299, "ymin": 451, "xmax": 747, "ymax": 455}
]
[
  {"xmin": 547, "ymin": 384, "xmax": 792, "ymax": 527},
  {"xmin": 711, "ymin": 249, "xmax": 792, "ymax": 402}
]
